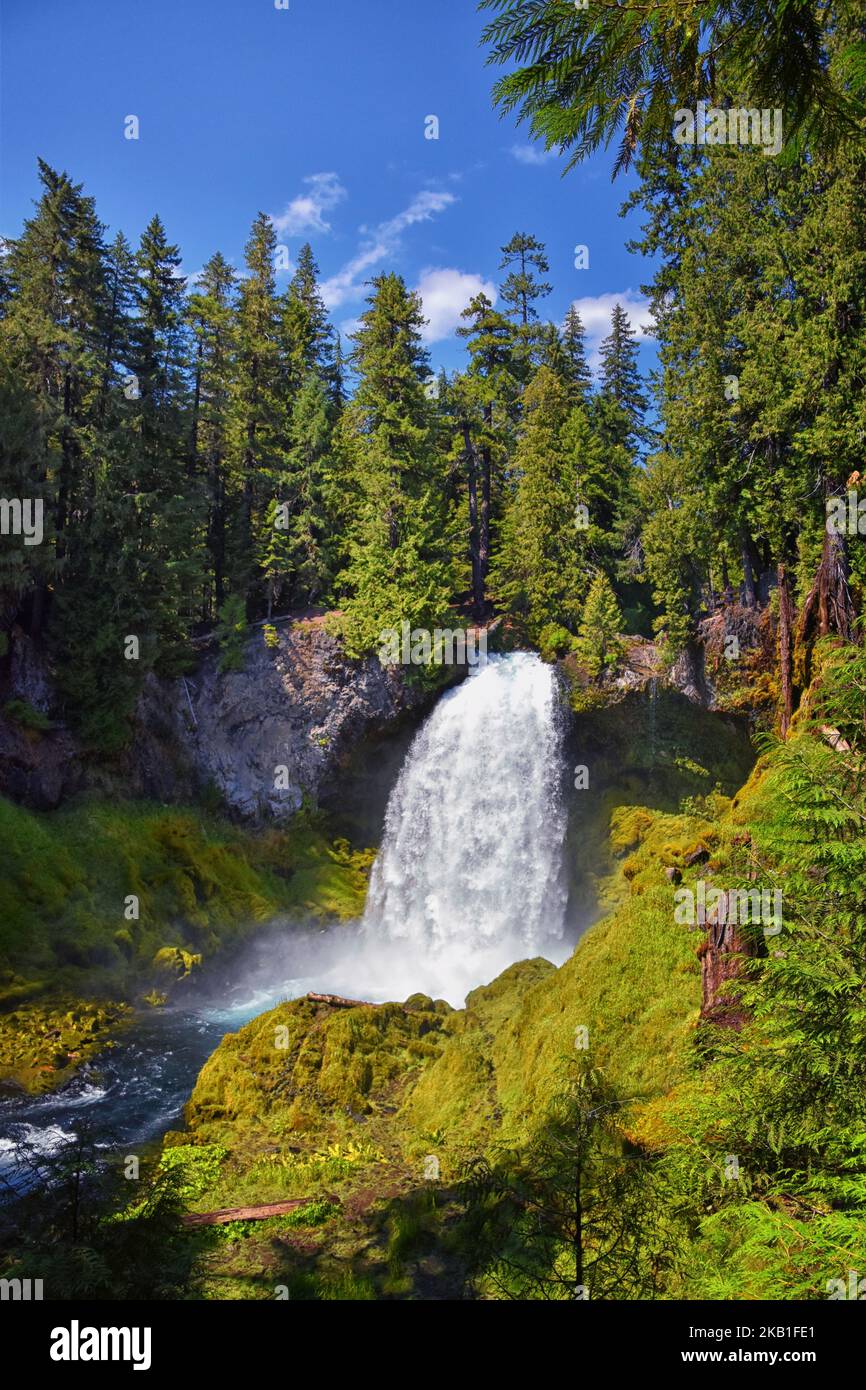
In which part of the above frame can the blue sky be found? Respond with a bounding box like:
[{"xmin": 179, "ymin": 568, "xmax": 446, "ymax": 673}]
[{"xmin": 1, "ymin": 0, "xmax": 657, "ymax": 378}]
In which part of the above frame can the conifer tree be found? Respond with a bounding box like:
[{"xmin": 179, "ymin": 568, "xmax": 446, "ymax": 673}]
[
  {"xmin": 489, "ymin": 366, "xmax": 585, "ymax": 636},
  {"xmin": 577, "ymin": 572, "xmax": 624, "ymax": 676},
  {"xmin": 499, "ymin": 231, "xmax": 552, "ymax": 327},
  {"xmin": 499, "ymin": 231, "xmax": 552, "ymax": 367},
  {"xmin": 456, "ymin": 292, "xmax": 518, "ymax": 617},
  {"xmin": 279, "ymin": 242, "xmax": 332, "ymax": 395},
  {"xmin": 597, "ymin": 303, "xmax": 647, "ymax": 451},
  {"xmin": 561, "ymin": 306, "xmax": 593, "ymax": 402},
  {"xmin": 337, "ymin": 274, "xmax": 454, "ymax": 658},
  {"xmin": 229, "ymin": 212, "xmax": 283, "ymax": 608},
  {"xmin": 187, "ymin": 251, "xmax": 237, "ymax": 615}
]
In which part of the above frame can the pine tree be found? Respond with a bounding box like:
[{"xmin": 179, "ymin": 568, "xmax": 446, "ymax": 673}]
[
  {"xmin": 126, "ymin": 215, "xmax": 202, "ymax": 655},
  {"xmin": 187, "ymin": 251, "xmax": 237, "ymax": 616},
  {"xmin": 1, "ymin": 161, "xmax": 112, "ymax": 624},
  {"xmin": 577, "ymin": 572, "xmax": 624, "ymax": 676},
  {"xmin": 455, "ymin": 292, "xmax": 518, "ymax": 618},
  {"xmin": 336, "ymin": 274, "xmax": 454, "ymax": 659},
  {"xmin": 499, "ymin": 232, "xmax": 552, "ymax": 327},
  {"xmin": 228, "ymin": 212, "xmax": 283, "ymax": 609},
  {"xmin": 561, "ymin": 306, "xmax": 593, "ymax": 402},
  {"xmin": 597, "ymin": 304, "xmax": 647, "ymax": 451},
  {"xmin": 463, "ymin": 1063, "xmax": 671, "ymax": 1299},
  {"xmin": 282, "ymin": 371, "xmax": 333, "ymax": 608},
  {"xmin": 499, "ymin": 231, "xmax": 552, "ymax": 367},
  {"xmin": 489, "ymin": 366, "xmax": 585, "ymax": 636},
  {"xmin": 279, "ymin": 242, "xmax": 332, "ymax": 395}
]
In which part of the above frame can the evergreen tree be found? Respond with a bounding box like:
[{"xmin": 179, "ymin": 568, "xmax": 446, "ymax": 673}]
[
  {"xmin": 499, "ymin": 231, "xmax": 552, "ymax": 328},
  {"xmin": 336, "ymin": 274, "xmax": 454, "ymax": 658},
  {"xmin": 597, "ymin": 303, "xmax": 647, "ymax": 451},
  {"xmin": 489, "ymin": 366, "xmax": 585, "ymax": 636},
  {"xmin": 577, "ymin": 572, "xmax": 624, "ymax": 676},
  {"xmin": 187, "ymin": 251, "xmax": 237, "ymax": 616},
  {"xmin": 279, "ymin": 242, "xmax": 332, "ymax": 395},
  {"xmin": 499, "ymin": 231, "xmax": 552, "ymax": 367},
  {"xmin": 463, "ymin": 1064, "xmax": 672, "ymax": 1299},
  {"xmin": 229, "ymin": 212, "xmax": 283, "ymax": 608},
  {"xmin": 126, "ymin": 215, "xmax": 202, "ymax": 657},
  {"xmin": 561, "ymin": 306, "xmax": 593, "ymax": 402},
  {"xmin": 480, "ymin": 0, "xmax": 864, "ymax": 174},
  {"xmin": 281, "ymin": 371, "xmax": 334, "ymax": 608},
  {"xmin": 455, "ymin": 292, "xmax": 519, "ymax": 618}
]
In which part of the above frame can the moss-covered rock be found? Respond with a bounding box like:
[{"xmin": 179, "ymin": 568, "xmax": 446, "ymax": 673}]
[{"xmin": 0, "ymin": 996, "xmax": 130, "ymax": 1094}]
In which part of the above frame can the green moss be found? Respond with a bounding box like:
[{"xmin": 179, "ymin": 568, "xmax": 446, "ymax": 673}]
[
  {"xmin": 0, "ymin": 996, "xmax": 131, "ymax": 1094},
  {"xmin": 0, "ymin": 796, "xmax": 373, "ymax": 999}
]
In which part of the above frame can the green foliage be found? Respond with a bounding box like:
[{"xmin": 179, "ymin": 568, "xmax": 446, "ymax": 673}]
[
  {"xmin": 576, "ymin": 572, "xmax": 625, "ymax": 676},
  {"xmin": 158, "ymin": 1145, "xmax": 229, "ymax": 1202},
  {"xmin": 2, "ymin": 697, "xmax": 52, "ymax": 731},
  {"xmin": 479, "ymin": 0, "xmax": 865, "ymax": 175},
  {"xmin": 0, "ymin": 795, "xmax": 373, "ymax": 1002},
  {"xmin": 335, "ymin": 275, "xmax": 456, "ymax": 658},
  {"xmin": 215, "ymin": 594, "xmax": 247, "ymax": 672}
]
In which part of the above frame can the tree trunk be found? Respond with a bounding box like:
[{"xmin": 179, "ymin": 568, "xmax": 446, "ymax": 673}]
[
  {"xmin": 777, "ymin": 561, "xmax": 794, "ymax": 737},
  {"xmin": 799, "ymin": 507, "xmax": 856, "ymax": 664},
  {"xmin": 740, "ymin": 529, "xmax": 757, "ymax": 608}
]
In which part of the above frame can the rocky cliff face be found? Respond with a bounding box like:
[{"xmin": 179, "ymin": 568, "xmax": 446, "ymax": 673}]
[
  {"xmin": 131, "ymin": 617, "xmax": 439, "ymax": 821},
  {"xmin": 0, "ymin": 631, "xmax": 82, "ymax": 809},
  {"xmin": 0, "ymin": 617, "xmax": 441, "ymax": 820}
]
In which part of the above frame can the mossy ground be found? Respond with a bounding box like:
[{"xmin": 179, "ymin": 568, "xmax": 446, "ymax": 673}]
[
  {"xmin": 131, "ymin": 791, "xmax": 731, "ymax": 1298},
  {"xmin": 0, "ymin": 795, "xmax": 374, "ymax": 1091}
]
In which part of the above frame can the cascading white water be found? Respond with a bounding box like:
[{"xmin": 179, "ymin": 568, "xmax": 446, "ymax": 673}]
[{"xmin": 361, "ymin": 652, "xmax": 569, "ymax": 980}]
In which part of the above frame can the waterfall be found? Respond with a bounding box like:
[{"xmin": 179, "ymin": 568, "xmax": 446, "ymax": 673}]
[{"xmin": 362, "ymin": 652, "xmax": 569, "ymax": 969}]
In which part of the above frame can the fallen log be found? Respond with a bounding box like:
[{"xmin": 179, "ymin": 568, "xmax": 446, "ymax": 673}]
[{"xmin": 181, "ymin": 1197, "xmax": 323, "ymax": 1228}]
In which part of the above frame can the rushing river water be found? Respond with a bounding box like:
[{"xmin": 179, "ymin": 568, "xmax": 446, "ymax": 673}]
[{"xmin": 0, "ymin": 652, "xmax": 572, "ymax": 1183}]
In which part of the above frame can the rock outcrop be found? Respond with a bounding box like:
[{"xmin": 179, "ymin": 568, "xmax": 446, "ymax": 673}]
[
  {"xmin": 129, "ymin": 617, "xmax": 440, "ymax": 822},
  {"xmin": 0, "ymin": 630, "xmax": 82, "ymax": 809},
  {"xmin": 0, "ymin": 616, "xmax": 443, "ymax": 820}
]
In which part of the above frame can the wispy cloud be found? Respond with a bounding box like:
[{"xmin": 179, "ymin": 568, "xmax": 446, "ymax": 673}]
[
  {"xmin": 509, "ymin": 143, "xmax": 557, "ymax": 167},
  {"xmin": 321, "ymin": 189, "xmax": 458, "ymax": 310},
  {"xmin": 270, "ymin": 172, "xmax": 347, "ymax": 238},
  {"xmin": 415, "ymin": 267, "xmax": 496, "ymax": 344}
]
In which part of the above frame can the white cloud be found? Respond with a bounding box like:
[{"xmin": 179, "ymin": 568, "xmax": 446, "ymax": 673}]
[
  {"xmin": 510, "ymin": 143, "xmax": 557, "ymax": 166},
  {"xmin": 566, "ymin": 292, "xmax": 654, "ymax": 372},
  {"xmin": 415, "ymin": 268, "xmax": 497, "ymax": 343},
  {"xmin": 321, "ymin": 189, "xmax": 458, "ymax": 310},
  {"xmin": 270, "ymin": 173, "xmax": 347, "ymax": 238}
]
